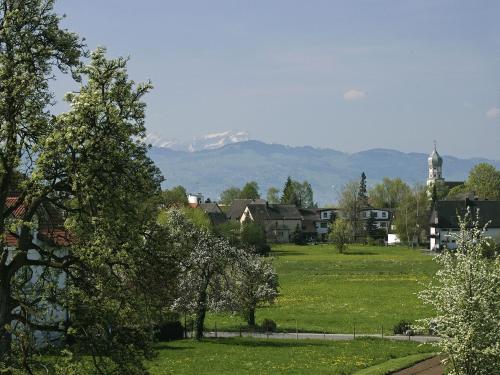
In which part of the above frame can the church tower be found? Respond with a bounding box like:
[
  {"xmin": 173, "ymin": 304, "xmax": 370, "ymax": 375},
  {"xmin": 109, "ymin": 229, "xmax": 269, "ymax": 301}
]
[{"xmin": 427, "ymin": 142, "xmax": 443, "ymax": 186}]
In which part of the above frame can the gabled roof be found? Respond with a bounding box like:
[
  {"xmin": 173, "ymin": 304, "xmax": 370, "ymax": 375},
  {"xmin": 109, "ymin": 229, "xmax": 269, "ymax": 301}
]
[
  {"xmin": 227, "ymin": 199, "xmax": 266, "ymax": 220},
  {"xmin": 199, "ymin": 203, "xmax": 228, "ymax": 226},
  {"xmin": 246, "ymin": 203, "xmax": 302, "ymax": 222},
  {"xmin": 299, "ymin": 208, "xmax": 320, "ymax": 221},
  {"xmin": 430, "ymin": 199, "xmax": 500, "ymax": 228}
]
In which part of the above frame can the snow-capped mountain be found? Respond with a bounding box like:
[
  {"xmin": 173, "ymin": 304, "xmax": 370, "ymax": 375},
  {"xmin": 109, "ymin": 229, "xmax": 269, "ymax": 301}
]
[{"xmin": 144, "ymin": 131, "xmax": 249, "ymax": 152}]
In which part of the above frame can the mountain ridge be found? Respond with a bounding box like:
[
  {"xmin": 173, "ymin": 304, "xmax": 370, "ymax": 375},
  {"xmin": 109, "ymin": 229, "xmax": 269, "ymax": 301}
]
[{"xmin": 148, "ymin": 140, "xmax": 500, "ymax": 205}]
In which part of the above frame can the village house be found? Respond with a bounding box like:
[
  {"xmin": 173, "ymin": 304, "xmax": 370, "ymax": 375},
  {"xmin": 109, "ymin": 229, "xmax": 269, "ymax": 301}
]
[
  {"xmin": 239, "ymin": 203, "xmax": 303, "ymax": 243},
  {"xmin": 430, "ymin": 198, "xmax": 500, "ymax": 250}
]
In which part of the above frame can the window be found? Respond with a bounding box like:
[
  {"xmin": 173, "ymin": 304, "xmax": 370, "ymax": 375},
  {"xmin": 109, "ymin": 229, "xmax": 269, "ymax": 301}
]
[
  {"xmin": 382, "ymin": 212, "xmax": 387, "ymax": 218},
  {"xmin": 371, "ymin": 212, "xmax": 377, "ymax": 218},
  {"xmin": 320, "ymin": 222, "xmax": 328, "ymax": 228}
]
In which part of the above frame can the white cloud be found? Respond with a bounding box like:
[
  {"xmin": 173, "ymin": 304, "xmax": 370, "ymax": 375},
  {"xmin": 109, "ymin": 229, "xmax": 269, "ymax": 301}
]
[
  {"xmin": 486, "ymin": 107, "xmax": 500, "ymax": 119},
  {"xmin": 343, "ymin": 89, "xmax": 367, "ymax": 101}
]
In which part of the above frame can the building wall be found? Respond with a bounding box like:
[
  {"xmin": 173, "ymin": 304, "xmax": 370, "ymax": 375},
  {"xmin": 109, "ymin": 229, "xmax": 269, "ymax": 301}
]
[{"xmin": 431, "ymin": 227, "xmax": 500, "ymax": 250}]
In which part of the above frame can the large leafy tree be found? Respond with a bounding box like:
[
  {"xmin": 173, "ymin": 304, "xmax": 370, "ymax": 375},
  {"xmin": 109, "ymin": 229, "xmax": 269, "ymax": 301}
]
[
  {"xmin": 0, "ymin": 0, "xmax": 82, "ymax": 360},
  {"xmin": 418, "ymin": 213, "xmax": 500, "ymax": 374},
  {"xmin": 1, "ymin": 38, "xmax": 168, "ymax": 373},
  {"xmin": 393, "ymin": 184, "xmax": 429, "ymax": 247},
  {"xmin": 337, "ymin": 181, "xmax": 364, "ymax": 242},
  {"xmin": 240, "ymin": 181, "xmax": 260, "ymax": 200},
  {"xmin": 369, "ymin": 177, "xmax": 411, "ymax": 209},
  {"xmin": 466, "ymin": 163, "xmax": 500, "ymax": 200}
]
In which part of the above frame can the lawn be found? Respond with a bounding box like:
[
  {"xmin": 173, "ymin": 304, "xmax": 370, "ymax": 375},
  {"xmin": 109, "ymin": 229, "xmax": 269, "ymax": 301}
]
[
  {"xmin": 147, "ymin": 337, "xmax": 435, "ymax": 375},
  {"xmin": 207, "ymin": 244, "xmax": 438, "ymax": 334}
]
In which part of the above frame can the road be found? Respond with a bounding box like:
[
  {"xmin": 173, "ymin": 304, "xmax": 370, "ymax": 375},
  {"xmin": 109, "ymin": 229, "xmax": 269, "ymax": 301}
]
[{"xmin": 201, "ymin": 331, "xmax": 440, "ymax": 343}]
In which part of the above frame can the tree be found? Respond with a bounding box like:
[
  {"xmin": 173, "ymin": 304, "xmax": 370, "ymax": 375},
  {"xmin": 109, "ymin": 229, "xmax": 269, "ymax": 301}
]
[
  {"xmin": 281, "ymin": 176, "xmax": 299, "ymax": 206},
  {"xmin": 219, "ymin": 186, "xmax": 241, "ymax": 205},
  {"xmin": 393, "ymin": 184, "xmax": 429, "ymax": 247},
  {"xmin": 240, "ymin": 181, "xmax": 260, "ymax": 200},
  {"xmin": 166, "ymin": 209, "xmax": 243, "ymax": 340},
  {"xmin": 227, "ymin": 255, "xmax": 279, "ymax": 327},
  {"xmin": 329, "ymin": 219, "xmax": 351, "ymax": 253},
  {"xmin": 0, "ymin": 0, "xmax": 83, "ymax": 363},
  {"xmin": 337, "ymin": 181, "xmax": 363, "ymax": 242},
  {"xmin": 466, "ymin": 163, "xmax": 500, "ymax": 200},
  {"xmin": 369, "ymin": 177, "xmax": 411, "ymax": 209},
  {"xmin": 358, "ymin": 172, "xmax": 368, "ymax": 207},
  {"xmin": 161, "ymin": 185, "xmax": 188, "ymax": 207},
  {"xmin": 418, "ymin": 213, "xmax": 500, "ymax": 374},
  {"xmin": 292, "ymin": 180, "xmax": 316, "ymax": 208},
  {"xmin": 240, "ymin": 220, "xmax": 270, "ymax": 256},
  {"xmin": 266, "ymin": 187, "xmax": 280, "ymax": 204},
  {"xmin": 1, "ymin": 45, "xmax": 168, "ymax": 373}
]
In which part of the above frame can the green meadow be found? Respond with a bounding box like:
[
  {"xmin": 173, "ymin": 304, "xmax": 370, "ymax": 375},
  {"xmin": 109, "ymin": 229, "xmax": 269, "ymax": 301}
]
[
  {"xmin": 147, "ymin": 337, "xmax": 435, "ymax": 375},
  {"xmin": 207, "ymin": 244, "xmax": 438, "ymax": 334}
]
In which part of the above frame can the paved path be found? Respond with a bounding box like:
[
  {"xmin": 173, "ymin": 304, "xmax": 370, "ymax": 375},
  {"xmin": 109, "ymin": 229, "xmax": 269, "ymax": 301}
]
[
  {"xmin": 392, "ymin": 356, "xmax": 443, "ymax": 375},
  {"xmin": 201, "ymin": 331, "xmax": 440, "ymax": 343}
]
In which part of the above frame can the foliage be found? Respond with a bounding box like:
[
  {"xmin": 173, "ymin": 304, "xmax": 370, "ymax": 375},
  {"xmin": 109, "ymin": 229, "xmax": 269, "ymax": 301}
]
[
  {"xmin": 418, "ymin": 212, "xmax": 500, "ymax": 375},
  {"xmin": 161, "ymin": 185, "xmax": 188, "ymax": 207},
  {"xmin": 292, "ymin": 180, "xmax": 316, "ymax": 208},
  {"xmin": 164, "ymin": 209, "xmax": 278, "ymax": 340},
  {"xmin": 213, "ymin": 220, "xmax": 241, "ymax": 246},
  {"xmin": 446, "ymin": 184, "xmax": 469, "ymax": 200},
  {"xmin": 358, "ymin": 172, "xmax": 368, "ymax": 207},
  {"xmin": 260, "ymin": 318, "xmax": 277, "ymax": 332},
  {"xmin": 329, "ymin": 219, "xmax": 351, "ymax": 253},
  {"xmin": 240, "ymin": 221, "xmax": 270, "ymax": 256},
  {"xmin": 219, "ymin": 181, "xmax": 261, "ymax": 205},
  {"xmin": 225, "ymin": 256, "xmax": 279, "ymax": 326},
  {"xmin": 0, "ymin": 23, "xmax": 172, "ymax": 372},
  {"xmin": 240, "ymin": 181, "xmax": 260, "ymax": 200},
  {"xmin": 393, "ymin": 184, "xmax": 429, "ymax": 247},
  {"xmin": 155, "ymin": 320, "xmax": 184, "ymax": 342},
  {"xmin": 181, "ymin": 206, "xmax": 213, "ymax": 231},
  {"xmin": 146, "ymin": 338, "xmax": 435, "ymax": 375},
  {"xmin": 291, "ymin": 225, "xmax": 306, "ymax": 245},
  {"xmin": 393, "ymin": 320, "xmax": 412, "ymax": 335},
  {"xmin": 266, "ymin": 187, "xmax": 280, "ymax": 204},
  {"xmin": 337, "ymin": 181, "xmax": 364, "ymax": 241},
  {"xmin": 281, "ymin": 176, "xmax": 299, "ymax": 206},
  {"xmin": 466, "ymin": 162, "xmax": 500, "ymax": 200},
  {"xmin": 369, "ymin": 177, "xmax": 411, "ymax": 209},
  {"xmin": 219, "ymin": 186, "xmax": 241, "ymax": 205}
]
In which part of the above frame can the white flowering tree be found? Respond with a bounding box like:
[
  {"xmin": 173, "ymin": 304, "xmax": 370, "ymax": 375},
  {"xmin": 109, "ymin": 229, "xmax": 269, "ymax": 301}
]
[
  {"xmin": 418, "ymin": 212, "xmax": 500, "ymax": 375},
  {"xmin": 161, "ymin": 209, "xmax": 279, "ymax": 338},
  {"xmin": 225, "ymin": 253, "xmax": 279, "ymax": 327},
  {"xmin": 161, "ymin": 209, "xmax": 240, "ymax": 339}
]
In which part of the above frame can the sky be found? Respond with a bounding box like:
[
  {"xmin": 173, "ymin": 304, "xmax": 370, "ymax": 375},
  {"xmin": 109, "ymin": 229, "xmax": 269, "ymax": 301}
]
[{"xmin": 54, "ymin": 1, "xmax": 500, "ymax": 159}]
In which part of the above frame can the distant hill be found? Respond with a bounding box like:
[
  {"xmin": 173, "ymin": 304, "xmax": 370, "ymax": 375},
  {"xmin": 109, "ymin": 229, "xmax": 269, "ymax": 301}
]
[{"xmin": 149, "ymin": 141, "xmax": 500, "ymax": 205}]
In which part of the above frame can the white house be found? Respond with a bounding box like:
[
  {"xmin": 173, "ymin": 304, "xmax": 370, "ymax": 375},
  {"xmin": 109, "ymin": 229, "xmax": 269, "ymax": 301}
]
[{"xmin": 430, "ymin": 199, "xmax": 500, "ymax": 250}]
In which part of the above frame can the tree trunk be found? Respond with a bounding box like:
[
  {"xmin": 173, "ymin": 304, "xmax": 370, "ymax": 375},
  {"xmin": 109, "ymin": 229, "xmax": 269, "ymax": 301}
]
[
  {"xmin": 0, "ymin": 277, "xmax": 12, "ymax": 357},
  {"xmin": 194, "ymin": 289, "xmax": 207, "ymax": 340},
  {"xmin": 246, "ymin": 308, "xmax": 255, "ymax": 327}
]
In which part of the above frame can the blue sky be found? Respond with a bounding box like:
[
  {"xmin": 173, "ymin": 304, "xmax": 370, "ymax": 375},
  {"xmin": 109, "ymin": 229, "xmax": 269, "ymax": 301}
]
[{"xmin": 54, "ymin": 1, "xmax": 500, "ymax": 159}]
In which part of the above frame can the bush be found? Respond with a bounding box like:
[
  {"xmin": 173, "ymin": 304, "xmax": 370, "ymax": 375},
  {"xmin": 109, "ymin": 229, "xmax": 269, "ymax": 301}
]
[
  {"xmin": 155, "ymin": 320, "xmax": 184, "ymax": 341},
  {"xmin": 393, "ymin": 320, "xmax": 412, "ymax": 335},
  {"xmin": 261, "ymin": 319, "xmax": 277, "ymax": 332}
]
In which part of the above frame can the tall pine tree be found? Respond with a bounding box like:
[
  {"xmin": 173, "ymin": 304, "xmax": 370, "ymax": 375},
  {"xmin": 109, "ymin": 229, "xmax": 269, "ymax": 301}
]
[
  {"xmin": 281, "ymin": 176, "xmax": 299, "ymax": 205},
  {"xmin": 358, "ymin": 172, "xmax": 368, "ymax": 207}
]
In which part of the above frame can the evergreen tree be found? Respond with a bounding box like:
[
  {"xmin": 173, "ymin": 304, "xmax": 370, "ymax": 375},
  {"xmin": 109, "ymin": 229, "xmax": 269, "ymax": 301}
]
[
  {"xmin": 281, "ymin": 176, "xmax": 299, "ymax": 205},
  {"xmin": 358, "ymin": 172, "xmax": 368, "ymax": 207}
]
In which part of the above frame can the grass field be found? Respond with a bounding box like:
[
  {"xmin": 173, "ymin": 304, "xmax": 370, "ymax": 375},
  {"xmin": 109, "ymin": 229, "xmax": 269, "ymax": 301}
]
[
  {"xmin": 147, "ymin": 337, "xmax": 435, "ymax": 375},
  {"xmin": 207, "ymin": 244, "xmax": 438, "ymax": 334}
]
